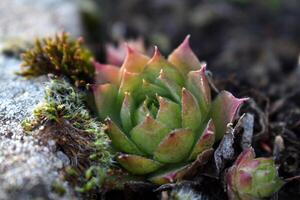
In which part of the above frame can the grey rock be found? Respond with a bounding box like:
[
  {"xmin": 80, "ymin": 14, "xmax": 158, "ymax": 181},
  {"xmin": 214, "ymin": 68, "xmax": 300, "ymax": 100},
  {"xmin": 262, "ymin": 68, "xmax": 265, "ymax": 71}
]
[
  {"xmin": 0, "ymin": 0, "xmax": 83, "ymax": 199},
  {"xmin": 0, "ymin": 56, "xmax": 76, "ymax": 200},
  {"xmin": 0, "ymin": 0, "xmax": 81, "ymax": 42}
]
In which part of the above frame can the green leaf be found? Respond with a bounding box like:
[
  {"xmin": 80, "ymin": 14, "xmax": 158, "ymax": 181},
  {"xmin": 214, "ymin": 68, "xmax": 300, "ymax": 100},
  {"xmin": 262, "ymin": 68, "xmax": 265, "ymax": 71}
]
[
  {"xmin": 120, "ymin": 92, "xmax": 135, "ymax": 133},
  {"xmin": 130, "ymin": 115, "xmax": 171, "ymax": 155},
  {"xmin": 156, "ymin": 70, "xmax": 181, "ymax": 103},
  {"xmin": 141, "ymin": 79, "xmax": 170, "ymax": 99},
  {"xmin": 154, "ymin": 129, "xmax": 194, "ymax": 163},
  {"xmin": 156, "ymin": 96, "xmax": 181, "ymax": 130},
  {"xmin": 105, "ymin": 118, "xmax": 144, "ymax": 155},
  {"xmin": 143, "ymin": 46, "xmax": 184, "ymax": 85},
  {"xmin": 133, "ymin": 100, "xmax": 149, "ymax": 125},
  {"xmin": 186, "ymin": 65, "xmax": 211, "ymax": 115},
  {"xmin": 181, "ymin": 88, "xmax": 202, "ymax": 132},
  {"xmin": 116, "ymin": 154, "xmax": 162, "ymax": 175},
  {"xmin": 119, "ymin": 70, "xmax": 142, "ymax": 95}
]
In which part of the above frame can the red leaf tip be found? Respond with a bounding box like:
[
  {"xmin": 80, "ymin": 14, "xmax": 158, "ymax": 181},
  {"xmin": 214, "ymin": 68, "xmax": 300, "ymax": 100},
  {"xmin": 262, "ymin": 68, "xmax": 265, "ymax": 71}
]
[
  {"xmin": 199, "ymin": 63, "xmax": 207, "ymax": 73},
  {"xmin": 125, "ymin": 43, "xmax": 134, "ymax": 55},
  {"xmin": 179, "ymin": 34, "xmax": 192, "ymax": 50},
  {"xmin": 235, "ymin": 147, "xmax": 255, "ymax": 166},
  {"xmin": 148, "ymin": 45, "xmax": 162, "ymax": 63}
]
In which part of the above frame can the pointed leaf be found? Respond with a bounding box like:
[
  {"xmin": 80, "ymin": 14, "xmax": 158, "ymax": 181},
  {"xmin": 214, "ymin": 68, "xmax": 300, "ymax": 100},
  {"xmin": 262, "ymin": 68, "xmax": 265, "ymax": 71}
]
[
  {"xmin": 168, "ymin": 35, "xmax": 201, "ymax": 75},
  {"xmin": 149, "ymin": 103, "xmax": 158, "ymax": 118},
  {"xmin": 211, "ymin": 91, "xmax": 248, "ymax": 140},
  {"xmin": 143, "ymin": 47, "xmax": 184, "ymax": 85},
  {"xmin": 93, "ymin": 61, "xmax": 120, "ymax": 85},
  {"xmin": 157, "ymin": 70, "xmax": 181, "ymax": 103},
  {"xmin": 141, "ymin": 79, "xmax": 170, "ymax": 98},
  {"xmin": 116, "ymin": 154, "xmax": 162, "ymax": 175},
  {"xmin": 186, "ymin": 65, "xmax": 211, "ymax": 114},
  {"xmin": 93, "ymin": 83, "xmax": 119, "ymax": 122},
  {"xmin": 105, "ymin": 119, "xmax": 144, "ymax": 155},
  {"xmin": 156, "ymin": 96, "xmax": 181, "ymax": 129},
  {"xmin": 189, "ymin": 119, "xmax": 215, "ymax": 160},
  {"xmin": 181, "ymin": 88, "xmax": 202, "ymax": 131},
  {"xmin": 134, "ymin": 100, "xmax": 149, "ymax": 125},
  {"xmin": 235, "ymin": 147, "xmax": 256, "ymax": 167},
  {"xmin": 148, "ymin": 164, "xmax": 188, "ymax": 184},
  {"xmin": 154, "ymin": 129, "xmax": 194, "ymax": 163},
  {"xmin": 119, "ymin": 70, "xmax": 142, "ymax": 95},
  {"xmin": 130, "ymin": 115, "xmax": 171, "ymax": 155},
  {"xmin": 120, "ymin": 92, "xmax": 135, "ymax": 133},
  {"xmin": 120, "ymin": 45, "xmax": 149, "ymax": 74}
]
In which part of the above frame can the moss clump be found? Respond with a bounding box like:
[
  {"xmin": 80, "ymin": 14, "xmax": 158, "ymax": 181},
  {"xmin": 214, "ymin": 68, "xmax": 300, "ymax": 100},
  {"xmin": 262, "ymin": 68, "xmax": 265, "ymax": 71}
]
[
  {"xmin": 19, "ymin": 32, "xmax": 95, "ymax": 87},
  {"xmin": 22, "ymin": 79, "xmax": 113, "ymax": 175}
]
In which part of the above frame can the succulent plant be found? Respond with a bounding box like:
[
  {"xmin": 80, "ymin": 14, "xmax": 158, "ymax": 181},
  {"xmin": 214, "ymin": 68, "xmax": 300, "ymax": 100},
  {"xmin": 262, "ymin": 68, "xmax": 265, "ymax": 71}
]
[
  {"xmin": 226, "ymin": 148, "xmax": 284, "ymax": 200},
  {"xmin": 93, "ymin": 36, "xmax": 247, "ymax": 184},
  {"xmin": 19, "ymin": 32, "xmax": 94, "ymax": 87}
]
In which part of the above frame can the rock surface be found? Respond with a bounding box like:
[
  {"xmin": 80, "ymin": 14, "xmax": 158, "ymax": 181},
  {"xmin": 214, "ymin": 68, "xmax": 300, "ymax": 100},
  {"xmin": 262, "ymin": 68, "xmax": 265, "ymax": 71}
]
[
  {"xmin": 0, "ymin": 0, "xmax": 81, "ymax": 42},
  {"xmin": 0, "ymin": 57, "xmax": 75, "ymax": 200},
  {"xmin": 0, "ymin": 0, "xmax": 82, "ymax": 199}
]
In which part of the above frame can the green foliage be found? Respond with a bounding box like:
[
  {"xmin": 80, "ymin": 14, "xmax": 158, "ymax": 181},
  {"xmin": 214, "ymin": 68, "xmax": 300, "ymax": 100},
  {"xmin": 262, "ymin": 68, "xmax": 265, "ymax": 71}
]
[
  {"xmin": 33, "ymin": 79, "xmax": 94, "ymax": 127},
  {"xmin": 18, "ymin": 32, "xmax": 95, "ymax": 87}
]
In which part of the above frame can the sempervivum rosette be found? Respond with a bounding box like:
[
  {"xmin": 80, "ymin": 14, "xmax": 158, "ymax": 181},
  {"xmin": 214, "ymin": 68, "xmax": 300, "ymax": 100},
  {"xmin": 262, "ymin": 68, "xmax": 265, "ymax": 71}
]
[
  {"xmin": 93, "ymin": 36, "xmax": 247, "ymax": 184},
  {"xmin": 226, "ymin": 148, "xmax": 284, "ymax": 200}
]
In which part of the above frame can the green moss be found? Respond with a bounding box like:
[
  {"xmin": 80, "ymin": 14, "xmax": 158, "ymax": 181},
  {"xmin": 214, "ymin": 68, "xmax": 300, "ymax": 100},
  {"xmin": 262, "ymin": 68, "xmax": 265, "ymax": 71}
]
[
  {"xmin": 18, "ymin": 32, "xmax": 95, "ymax": 87},
  {"xmin": 51, "ymin": 181, "xmax": 66, "ymax": 197},
  {"xmin": 22, "ymin": 79, "xmax": 114, "ymax": 191},
  {"xmin": 32, "ymin": 79, "xmax": 96, "ymax": 127}
]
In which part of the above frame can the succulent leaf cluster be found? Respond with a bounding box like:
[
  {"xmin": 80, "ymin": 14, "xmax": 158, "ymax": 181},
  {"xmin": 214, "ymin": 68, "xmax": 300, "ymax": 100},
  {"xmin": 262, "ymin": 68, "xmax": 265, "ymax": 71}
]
[
  {"xmin": 226, "ymin": 148, "xmax": 284, "ymax": 200},
  {"xmin": 19, "ymin": 32, "xmax": 94, "ymax": 87},
  {"xmin": 93, "ymin": 36, "xmax": 247, "ymax": 184}
]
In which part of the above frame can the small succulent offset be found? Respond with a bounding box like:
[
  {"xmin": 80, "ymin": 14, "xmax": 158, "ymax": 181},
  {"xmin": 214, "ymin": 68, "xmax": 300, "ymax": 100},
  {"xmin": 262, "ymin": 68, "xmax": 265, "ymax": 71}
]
[
  {"xmin": 93, "ymin": 36, "xmax": 247, "ymax": 184},
  {"xmin": 19, "ymin": 32, "xmax": 94, "ymax": 87},
  {"xmin": 226, "ymin": 148, "xmax": 284, "ymax": 200}
]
